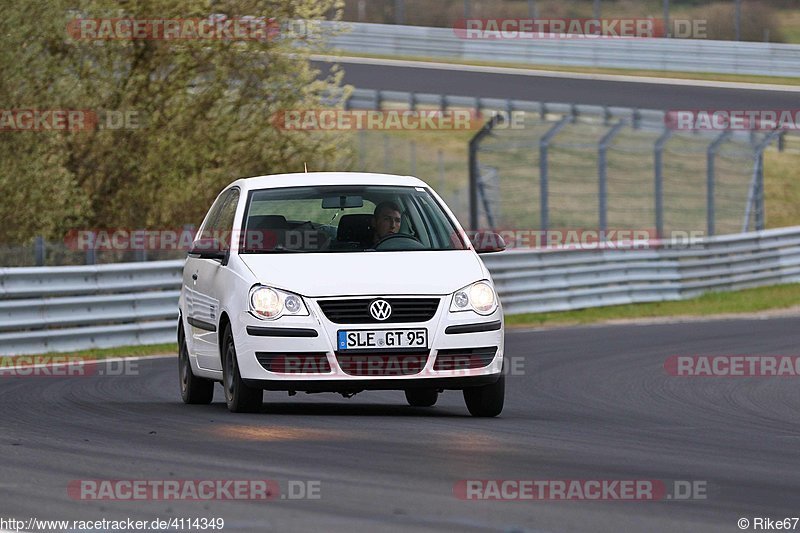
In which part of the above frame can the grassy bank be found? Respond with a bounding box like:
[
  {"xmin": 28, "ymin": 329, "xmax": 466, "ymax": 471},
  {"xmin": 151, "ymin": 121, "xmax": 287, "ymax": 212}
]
[{"xmin": 506, "ymin": 283, "xmax": 800, "ymax": 328}]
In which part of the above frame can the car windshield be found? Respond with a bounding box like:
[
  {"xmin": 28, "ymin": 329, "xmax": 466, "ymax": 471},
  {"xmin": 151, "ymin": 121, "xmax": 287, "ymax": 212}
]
[{"xmin": 239, "ymin": 185, "xmax": 466, "ymax": 253}]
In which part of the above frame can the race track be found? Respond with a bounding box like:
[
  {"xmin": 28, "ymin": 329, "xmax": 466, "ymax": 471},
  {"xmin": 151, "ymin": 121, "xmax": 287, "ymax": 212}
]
[
  {"xmin": 2, "ymin": 317, "xmax": 799, "ymax": 532},
  {"xmin": 314, "ymin": 57, "xmax": 800, "ymax": 110}
]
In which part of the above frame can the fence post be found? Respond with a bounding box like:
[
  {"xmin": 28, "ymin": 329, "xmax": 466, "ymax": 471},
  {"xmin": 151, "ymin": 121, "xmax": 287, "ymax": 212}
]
[
  {"xmin": 654, "ymin": 128, "xmax": 673, "ymax": 238},
  {"xmin": 743, "ymin": 129, "xmax": 782, "ymax": 232},
  {"xmin": 135, "ymin": 230, "xmax": 148, "ymax": 262},
  {"xmin": 34, "ymin": 236, "xmax": 45, "ymax": 266},
  {"xmin": 358, "ymin": 130, "xmax": 366, "ymax": 170},
  {"xmin": 383, "ymin": 134, "xmax": 391, "ymax": 172},
  {"xmin": 468, "ymin": 114, "xmax": 503, "ymax": 230},
  {"xmin": 598, "ymin": 120, "xmax": 626, "ymax": 234},
  {"xmin": 395, "ymin": 0, "xmax": 405, "ymax": 25},
  {"xmin": 438, "ymin": 149, "xmax": 446, "ymax": 192},
  {"xmin": 539, "ymin": 115, "xmax": 571, "ymax": 231},
  {"xmin": 410, "ymin": 141, "xmax": 417, "ymax": 176},
  {"xmin": 85, "ymin": 231, "xmax": 96, "ymax": 265},
  {"xmin": 706, "ymin": 130, "xmax": 731, "ymax": 236}
]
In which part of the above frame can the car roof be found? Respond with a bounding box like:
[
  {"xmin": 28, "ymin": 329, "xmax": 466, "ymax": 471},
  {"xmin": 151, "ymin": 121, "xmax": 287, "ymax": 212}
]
[{"xmin": 230, "ymin": 172, "xmax": 430, "ymax": 192}]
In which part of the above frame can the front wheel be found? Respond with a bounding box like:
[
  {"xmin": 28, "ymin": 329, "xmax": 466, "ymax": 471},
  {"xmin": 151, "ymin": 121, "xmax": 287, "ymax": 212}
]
[
  {"xmin": 178, "ymin": 320, "xmax": 214, "ymax": 405},
  {"xmin": 463, "ymin": 375, "xmax": 504, "ymax": 417},
  {"xmin": 405, "ymin": 389, "xmax": 438, "ymax": 407},
  {"xmin": 222, "ymin": 324, "xmax": 263, "ymax": 413}
]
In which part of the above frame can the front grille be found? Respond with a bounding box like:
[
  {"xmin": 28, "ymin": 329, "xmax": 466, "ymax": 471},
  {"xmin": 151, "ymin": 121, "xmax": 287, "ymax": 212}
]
[
  {"xmin": 433, "ymin": 347, "xmax": 498, "ymax": 371},
  {"xmin": 317, "ymin": 298, "xmax": 440, "ymax": 324},
  {"xmin": 256, "ymin": 352, "xmax": 331, "ymax": 373},
  {"xmin": 335, "ymin": 351, "xmax": 429, "ymax": 376}
]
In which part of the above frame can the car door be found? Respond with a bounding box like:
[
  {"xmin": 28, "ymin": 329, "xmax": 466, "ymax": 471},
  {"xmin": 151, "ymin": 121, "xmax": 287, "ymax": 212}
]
[{"xmin": 185, "ymin": 188, "xmax": 239, "ymax": 371}]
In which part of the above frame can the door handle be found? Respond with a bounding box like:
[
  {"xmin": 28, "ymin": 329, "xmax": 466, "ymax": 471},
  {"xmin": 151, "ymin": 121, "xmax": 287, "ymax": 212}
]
[{"xmin": 192, "ymin": 273, "xmax": 198, "ymax": 280}]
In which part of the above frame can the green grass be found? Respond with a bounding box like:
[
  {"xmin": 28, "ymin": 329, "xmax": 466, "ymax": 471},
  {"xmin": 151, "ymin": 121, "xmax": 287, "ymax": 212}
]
[
  {"xmin": 3, "ymin": 343, "xmax": 177, "ymax": 361},
  {"xmin": 506, "ymin": 283, "xmax": 800, "ymax": 328}
]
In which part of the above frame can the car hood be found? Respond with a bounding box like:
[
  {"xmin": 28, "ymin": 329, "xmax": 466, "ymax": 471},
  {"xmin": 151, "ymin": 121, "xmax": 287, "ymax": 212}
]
[{"xmin": 238, "ymin": 250, "xmax": 486, "ymax": 297}]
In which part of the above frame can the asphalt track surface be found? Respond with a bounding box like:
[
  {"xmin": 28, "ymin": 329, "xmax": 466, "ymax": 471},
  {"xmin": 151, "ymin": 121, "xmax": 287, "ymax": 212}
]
[
  {"xmin": 2, "ymin": 316, "xmax": 799, "ymax": 532},
  {"xmin": 314, "ymin": 58, "xmax": 800, "ymax": 110}
]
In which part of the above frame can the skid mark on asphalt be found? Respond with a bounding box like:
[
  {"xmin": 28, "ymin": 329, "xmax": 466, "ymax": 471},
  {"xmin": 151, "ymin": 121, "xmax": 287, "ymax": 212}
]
[{"xmin": 206, "ymin": 424, "xmax": 349, "ymax": 442}]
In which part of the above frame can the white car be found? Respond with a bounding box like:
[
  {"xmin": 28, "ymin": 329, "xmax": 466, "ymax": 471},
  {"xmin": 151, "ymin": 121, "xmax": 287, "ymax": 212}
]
[{"xmin": 178, "ymin": 172, "xmax": 506, "ymax": 416}]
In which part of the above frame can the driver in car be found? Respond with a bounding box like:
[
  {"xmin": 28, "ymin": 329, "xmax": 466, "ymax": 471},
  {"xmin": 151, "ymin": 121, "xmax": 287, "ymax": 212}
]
[{"xmin": 372, "ymin": 201, "xmax": 402, "ymax": 245}]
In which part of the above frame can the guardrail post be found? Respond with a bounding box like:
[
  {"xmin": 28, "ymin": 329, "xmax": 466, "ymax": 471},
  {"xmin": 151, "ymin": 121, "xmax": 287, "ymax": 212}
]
[
  {"xmin": 375, "ymin": 89, "xmax": 382, "ymax": 110},
  {"xmin": 654, "ymin": 128, "xmax": 673, "ymax": 238},
  {"xmin": 34, "ymin": 236, "xmax": 45, "ymax": 266},
  {"xmin": 598, "ymin": 120, "xmax": 626, "ymax": 234},
  {"xmin": 706, "ymin": 130, "xmax": 731, "ymax": 236},
  {"xmin": 408, "ymin": 91, "xmax": 416, "ymax": 111},
  {"xmin": 539, "ymin": 115, "xmax": 571, "ymax": 231},
  {"xmin": 468, "ymin": 114, "xmax": 503, "ymax": 230}
]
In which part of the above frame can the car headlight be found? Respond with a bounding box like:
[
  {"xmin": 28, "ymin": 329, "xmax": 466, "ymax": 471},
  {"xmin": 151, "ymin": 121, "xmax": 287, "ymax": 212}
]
[
  {"xmin": 450, "ymin": 281, "xmax": 498, "ymax": 315},
  {"xmin": 249, "ymin": 285, "xmax": 309, "ymax": 320}
]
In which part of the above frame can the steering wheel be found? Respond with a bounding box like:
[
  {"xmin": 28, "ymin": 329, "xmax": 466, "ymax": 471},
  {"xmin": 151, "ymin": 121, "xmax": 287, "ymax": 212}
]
[{"xmin": 374, "ymin": 232, "xmax": 423, "ymax": 250}]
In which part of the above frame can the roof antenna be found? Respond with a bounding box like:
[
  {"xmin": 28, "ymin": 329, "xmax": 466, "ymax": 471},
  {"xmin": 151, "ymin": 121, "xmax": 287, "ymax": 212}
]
[{"xmin": 304, "ymin": 162, "xmax": 308, "ymax": 173}]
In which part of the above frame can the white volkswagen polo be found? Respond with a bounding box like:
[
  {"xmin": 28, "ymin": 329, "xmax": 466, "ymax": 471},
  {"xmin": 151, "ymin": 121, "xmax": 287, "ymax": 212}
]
[{"xmin": 178, "ymin": 172, "xmax": 506, "ymax": 416}]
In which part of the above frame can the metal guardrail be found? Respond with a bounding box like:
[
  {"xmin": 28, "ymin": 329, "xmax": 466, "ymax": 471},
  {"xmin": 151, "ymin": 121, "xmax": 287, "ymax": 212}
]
[
  {"xmin": 2, "ymin": 227, "xmax": 800, "ymax": 354},
  {"xmin": 326, "ymin": 21, "xmax": 800, "ymax": 77},
  {"xmin": 0, "ymin": 261, "xmax": 183, "ymax": 355},
  {"xmin": 483, "ymin": 226, "xmax": 800, "ymax": 315}
]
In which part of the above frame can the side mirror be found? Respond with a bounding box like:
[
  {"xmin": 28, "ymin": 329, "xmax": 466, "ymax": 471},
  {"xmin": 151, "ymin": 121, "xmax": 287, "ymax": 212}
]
[
  {"xmin": 472, "ymin": 231, "xmax": 506, "ymax": 254},
  {"xmin": 189, "ymin": 238, "xmax": 229, "ymax": 262}
]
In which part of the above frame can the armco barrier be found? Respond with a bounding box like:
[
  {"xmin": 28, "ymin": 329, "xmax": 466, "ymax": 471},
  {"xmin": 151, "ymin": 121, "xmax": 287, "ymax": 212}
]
[
  {"xmin": 1, "ymin": 227, "xmax": 800, "ymax": 355},
  {"xmin": 324, "ymin": 21, "xmax": 800, "ymax": 77}
]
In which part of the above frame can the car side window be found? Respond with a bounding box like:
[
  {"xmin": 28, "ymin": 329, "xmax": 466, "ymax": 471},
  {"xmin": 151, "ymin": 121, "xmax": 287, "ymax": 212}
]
[
  {"xmin": 198, "ymin": 192, "xmax": 229, "ymax": 240},
  {"xmin": 210, "ymin": 188, "xmax": 240, "ymax": 250}
]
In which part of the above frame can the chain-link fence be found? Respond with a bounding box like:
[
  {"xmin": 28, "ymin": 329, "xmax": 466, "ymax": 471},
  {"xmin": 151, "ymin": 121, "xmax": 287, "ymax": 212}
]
[
  {"xmin": 4, "ymin": 89, "xmax": 798, "ymax": 266},
  {"xmin": 471, "ymin": 107, "xmax": 792, "ymax": 238}
]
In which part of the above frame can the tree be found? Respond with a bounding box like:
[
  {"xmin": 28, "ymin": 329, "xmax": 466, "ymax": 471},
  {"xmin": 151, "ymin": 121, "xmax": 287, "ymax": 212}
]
[{"xmin": 0, "ymin": 0, "xmax": 349, "ymax": 243}]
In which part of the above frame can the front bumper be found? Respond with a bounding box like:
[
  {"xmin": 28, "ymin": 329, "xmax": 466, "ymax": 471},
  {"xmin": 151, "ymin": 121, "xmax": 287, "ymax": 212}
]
[{"xmin": 232, "ymin": 295, "xmax": 504, "ymax": 387}]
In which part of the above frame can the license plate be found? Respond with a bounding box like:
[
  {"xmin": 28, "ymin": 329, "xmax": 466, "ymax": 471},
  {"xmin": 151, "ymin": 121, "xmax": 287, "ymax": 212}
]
[{"xmin": 337, "ymin": 329, "xmax": 428, "ymax": 350}]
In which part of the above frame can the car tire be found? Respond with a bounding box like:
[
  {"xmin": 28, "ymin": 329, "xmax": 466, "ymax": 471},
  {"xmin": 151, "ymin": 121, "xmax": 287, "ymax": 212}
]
[
  {"xmin": 222, "ymin": 324, "xmax": 263, "ymax": 413},
  {"xmin": 178, "ymin": 319, "xmax": 214, "ymax": 405},
  {"xmin": 405, "ymin": 389, "xmax": 438, "ymax": 407},
  {"xmin": 463, "ymin": 375, "xmax": 504, "ymax": 417}
]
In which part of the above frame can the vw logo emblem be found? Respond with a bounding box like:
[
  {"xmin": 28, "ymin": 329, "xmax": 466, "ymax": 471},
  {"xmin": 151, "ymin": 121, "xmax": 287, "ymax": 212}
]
[{"xmin": 369, "ymin": 299, "xmax": 392, "ymax": 321}]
